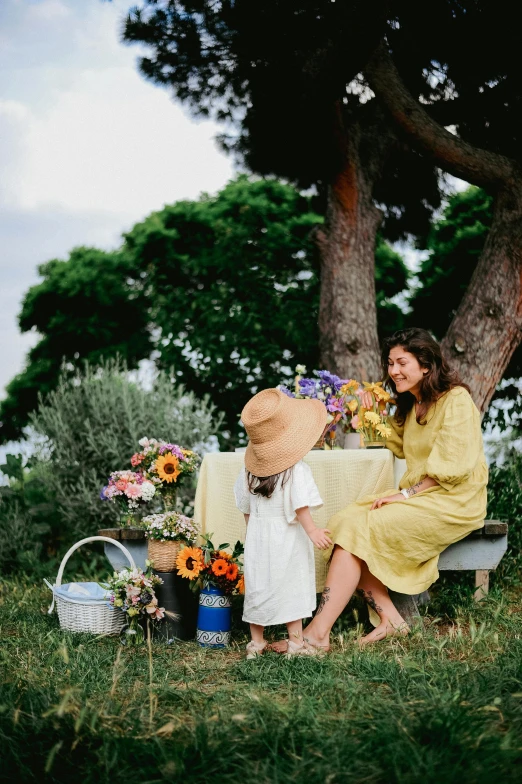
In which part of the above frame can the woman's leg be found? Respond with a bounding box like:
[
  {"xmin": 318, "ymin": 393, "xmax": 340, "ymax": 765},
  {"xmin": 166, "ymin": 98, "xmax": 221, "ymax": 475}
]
[
  {"xmin": 356, "ymin": 561, "xmax": 409, "ymax": 645},
  {"xmin": 303, "ymin": 546, "xmax": 362, "ymax": 650}
]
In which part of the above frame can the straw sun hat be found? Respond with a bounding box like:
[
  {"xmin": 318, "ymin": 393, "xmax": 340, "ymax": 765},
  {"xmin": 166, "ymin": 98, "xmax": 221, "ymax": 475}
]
[{"xmin": 241, "ymin": 388, "xmax": 327, "ymax": 477}]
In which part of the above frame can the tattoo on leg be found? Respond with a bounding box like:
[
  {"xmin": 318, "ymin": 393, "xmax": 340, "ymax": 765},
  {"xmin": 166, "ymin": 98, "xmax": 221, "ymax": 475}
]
[
  {"xmin": 356, "ymin": 588, "xmax": 383, "ymax": 614},
  {"xmin": 315, "ymin": 587, "xmax": 331, "ymax": 616}
]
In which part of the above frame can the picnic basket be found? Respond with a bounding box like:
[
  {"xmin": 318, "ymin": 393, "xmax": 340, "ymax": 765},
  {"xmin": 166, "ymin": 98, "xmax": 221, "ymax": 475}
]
[{"xmin": 46, "ymin": 536, "xmax": 136, "ymax": 635}]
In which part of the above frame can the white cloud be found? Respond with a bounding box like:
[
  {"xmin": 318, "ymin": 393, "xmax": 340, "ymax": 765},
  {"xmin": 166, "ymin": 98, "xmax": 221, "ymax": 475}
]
[{"xmin": 0, "ymin": 0, "xmax": 236, "ymax": 402}]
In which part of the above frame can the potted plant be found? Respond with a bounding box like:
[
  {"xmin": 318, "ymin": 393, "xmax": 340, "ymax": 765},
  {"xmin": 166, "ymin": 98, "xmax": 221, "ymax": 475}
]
[
  {"xmin": 176, "ymin": 534, "xmax": 244, "ymax": 648},
  {"xmin": 143, "ymin": 512, "xmax": 199, "ymax": 572}
]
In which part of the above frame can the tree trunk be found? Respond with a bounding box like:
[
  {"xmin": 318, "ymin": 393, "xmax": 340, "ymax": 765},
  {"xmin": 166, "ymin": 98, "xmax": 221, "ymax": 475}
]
[
  {"xmin": 441, "ymin": 185, "xmax": 522, "ymax": 413},
  {"xmin": 317, "ymin": 122, "xmax": 383, "ymax": 381}
]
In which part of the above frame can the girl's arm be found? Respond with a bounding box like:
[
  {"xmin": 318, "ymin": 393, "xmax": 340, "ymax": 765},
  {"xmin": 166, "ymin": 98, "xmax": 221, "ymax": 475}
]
[{"xmin": 295, "ymin": 506, "xmax": 332, "ymax": 550}]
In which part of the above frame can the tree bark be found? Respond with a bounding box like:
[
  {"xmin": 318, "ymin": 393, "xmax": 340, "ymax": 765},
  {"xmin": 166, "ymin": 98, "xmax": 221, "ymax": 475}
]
[
  {"xmin": 317, "ymin": 109, "xmax": 393, "ymax": 380},
  {"xmin": 441, "ymin": 186, "xmax": 522, "ymax": 411},
  {"xmin": 365, "ymin": 44, "xmax": 522, "ymax": 411}
]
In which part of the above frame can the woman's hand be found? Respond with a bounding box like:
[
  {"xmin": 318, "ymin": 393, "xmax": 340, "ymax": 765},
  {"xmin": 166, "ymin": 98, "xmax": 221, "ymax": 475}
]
[
  {"xmin": 370, "ymin": 493, "xmax": 404, "ymax": 510},
  {"xmin": 308, "ymin": 527, "xmax": 333, "ymax": 550},
  {"xmin": 360, "ymin": 391, "xmax": 373, "ymax": 409}
]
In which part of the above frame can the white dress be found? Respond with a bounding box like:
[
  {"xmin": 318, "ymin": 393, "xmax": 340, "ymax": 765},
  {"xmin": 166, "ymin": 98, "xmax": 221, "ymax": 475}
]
[{"xmin": 233, "ymin": 460, "xmax": 323, "ymax": 626}]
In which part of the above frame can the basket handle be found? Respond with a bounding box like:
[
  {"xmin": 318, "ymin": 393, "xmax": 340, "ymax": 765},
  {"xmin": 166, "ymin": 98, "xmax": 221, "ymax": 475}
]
[{"xmin": 55, "ymin": 536, "xmax": 136, "ymax": 587}]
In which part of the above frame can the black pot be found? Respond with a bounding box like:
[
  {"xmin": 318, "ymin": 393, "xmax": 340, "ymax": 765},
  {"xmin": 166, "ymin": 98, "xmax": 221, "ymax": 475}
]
[{"xmin": 153, "ymin": 571, "xmax": 199, "ymax": 642}]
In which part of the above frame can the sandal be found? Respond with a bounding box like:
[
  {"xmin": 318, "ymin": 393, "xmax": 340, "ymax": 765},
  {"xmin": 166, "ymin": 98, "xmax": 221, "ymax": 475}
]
[
  {"xmin": 245, "ymin": 640, "xmax": 268, "ymax": 659},
  {"xmin": 302, "ymin": 637, "xmax": 329, "ymax": 657}
]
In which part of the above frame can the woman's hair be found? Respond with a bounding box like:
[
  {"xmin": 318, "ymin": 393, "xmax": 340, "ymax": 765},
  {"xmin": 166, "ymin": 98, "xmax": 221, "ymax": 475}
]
[
  {"xmin": 247, "ymin": 469, "xmax": 290, "ymax": 498},
  {"xmin": 381, "ymin": 328, "xmax": 470, "ymax": 425}
]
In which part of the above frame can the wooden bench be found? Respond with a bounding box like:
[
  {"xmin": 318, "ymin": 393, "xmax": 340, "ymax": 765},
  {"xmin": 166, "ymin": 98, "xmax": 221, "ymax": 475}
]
[{"xmin": 390, "ymin": 519, "xmax": 509, "ymax": 623}]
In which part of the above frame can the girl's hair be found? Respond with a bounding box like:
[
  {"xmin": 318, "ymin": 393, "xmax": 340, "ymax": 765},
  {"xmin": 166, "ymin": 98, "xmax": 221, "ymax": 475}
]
[
  {"xmin": 381, "ymin": 328, "xmax": 470, "ymax": 425},
  {"xmin": 247, "ymin": 469, "xmax": 290, "ymax": 498}
]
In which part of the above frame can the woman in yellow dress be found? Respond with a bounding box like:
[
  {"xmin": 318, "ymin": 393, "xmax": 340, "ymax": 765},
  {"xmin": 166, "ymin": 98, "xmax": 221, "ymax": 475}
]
[{"xmin": 302, "ymin": 328, "xmax": 488, "ymax": 650}]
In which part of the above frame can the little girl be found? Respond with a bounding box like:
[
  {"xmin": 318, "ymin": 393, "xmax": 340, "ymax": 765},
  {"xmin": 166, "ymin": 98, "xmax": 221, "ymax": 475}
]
[{"xmin": 234, "ymin": 387, "xmax": 333, "ymax": 658}]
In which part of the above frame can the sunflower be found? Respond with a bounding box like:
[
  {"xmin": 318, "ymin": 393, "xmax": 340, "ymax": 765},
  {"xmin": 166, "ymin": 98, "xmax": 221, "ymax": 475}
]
[
  {"xmin": 176, "ymin": 547, "xmax": 204, "ymax": 579},
  {"xmin": 225, "ymin": 563, "xmax": 238, "ymax": 582},
  {"xmin": 236, "ymin": 575, "xmax": 245, "ymax": 594},
  {"xmin": 156, "ymin": 453, "xmax": 181, "ymax": 483},
  {"xmin": 218, "ymin": 550, "xmax": 232, "ymax": 561},
  {"xmin": 211, "ymin": 558, "xmax": 229, "ymax": 577}
]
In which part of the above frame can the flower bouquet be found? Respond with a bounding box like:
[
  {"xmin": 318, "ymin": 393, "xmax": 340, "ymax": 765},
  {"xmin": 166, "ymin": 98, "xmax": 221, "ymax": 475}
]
[
  {"xmin": 280, "ymin": 366, "xmax": 349, "ymax": 448},
  {"xmin": 105, "ymin": 565, "xmax": 165, "ymax": 645},
  {"xmin": 100, "ymin": 470, "xmax": 157, "ymax": 526},
  {"xmin": 130, "ymin": 437, "xmax": 201, "ymax": 510},
  {"xmin": 143, "ymin": 512, "xmax": 200, "ymax": 572},
  {"xmin": 176, "ymin": 534, "xmax": 244, "ymax": 595},
  {"xmin": 352, "ymin": 382, "xmax": 393, "ymax": 448}
]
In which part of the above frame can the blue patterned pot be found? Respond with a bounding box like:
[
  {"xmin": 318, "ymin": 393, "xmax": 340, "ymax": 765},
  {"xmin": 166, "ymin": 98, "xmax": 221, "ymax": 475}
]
[{"xmin": 196, "ymin": 585, "xmax": 232, "ymax": 648}]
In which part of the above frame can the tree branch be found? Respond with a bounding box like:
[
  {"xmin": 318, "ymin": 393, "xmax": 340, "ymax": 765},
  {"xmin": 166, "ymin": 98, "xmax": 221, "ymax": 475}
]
[{"xmin": 364, "ymin": 42, "xmax": 516, "ymax": 189}]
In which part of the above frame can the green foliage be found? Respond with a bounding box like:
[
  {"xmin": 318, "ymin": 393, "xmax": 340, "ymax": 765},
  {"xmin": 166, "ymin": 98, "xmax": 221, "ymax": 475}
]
[
  {"xmin": 1, "ymin": 580, "xmax": 522, "ymax": 783},
  {"xmin": 487, "ymin": 454, "xmax": 522, "ymax": 584},
  {"xmin": 1, "ymin": 359, "xmax": 222, "ymax": 563},
  {"xmin": 0, "ymin": 247, "xmax": 152, "ymax": 444},
  {"xmin": 124, "ymin": 176, "xmax": 408, "ymax": 436}
]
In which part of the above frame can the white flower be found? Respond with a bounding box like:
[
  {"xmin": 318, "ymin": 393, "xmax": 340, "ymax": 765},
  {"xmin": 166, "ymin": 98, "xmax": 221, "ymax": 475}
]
[
  {"xmin": 140, "ymin": 482, "xmax": 156, "ymax": 501},
  {"xmin": 295, "ymin": 364, "xmax": 307, "ymax": 375}
]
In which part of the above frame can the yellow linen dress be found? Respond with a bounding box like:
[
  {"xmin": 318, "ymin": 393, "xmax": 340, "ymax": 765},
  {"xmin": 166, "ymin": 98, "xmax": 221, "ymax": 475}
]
[{"xmin": 327, "ymin": 386, "xmax": 488, "ymax": 594}]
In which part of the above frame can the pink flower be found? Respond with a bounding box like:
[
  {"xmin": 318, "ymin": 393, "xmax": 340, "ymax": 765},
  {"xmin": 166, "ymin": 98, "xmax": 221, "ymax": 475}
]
[
  {"xmin": 131, "ymin": 453, "xmax": 144, "ymax": 466},
  {"xmin": 116, "ymin": 480, "xmax": 128, "ymax": 492},
  {"xmin": 125, "ymin": 484, "xmax": 141, "ymax": 499},
  {"xmin": 351, "ymin": 415, "xmax": 360, "ymax": 430}
]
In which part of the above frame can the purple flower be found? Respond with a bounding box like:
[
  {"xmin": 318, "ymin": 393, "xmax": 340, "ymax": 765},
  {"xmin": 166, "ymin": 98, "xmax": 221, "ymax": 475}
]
[
  {"xmin": 326, "ymin": 397, "xmax": 344, "ymax": 413},
  {"xmin": 298, "ymin": 378, "xmax": 318, "ymax": 398},
  {"xmin": 100, "ymin": 486, "xmax": 109, "ymax": 500},
  {"xmin": 279, "ymin": 385, "xmax": 295, "ymax": 398},
  {"xmin": 316, "ymin": 370, "xmax": 345, "ymax": 391}
]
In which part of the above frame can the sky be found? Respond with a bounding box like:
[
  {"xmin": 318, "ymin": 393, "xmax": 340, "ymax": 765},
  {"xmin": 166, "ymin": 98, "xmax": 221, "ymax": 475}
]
[{"xmin": 0, "ymin": 0, "xmax": 235, "ymax": 400}]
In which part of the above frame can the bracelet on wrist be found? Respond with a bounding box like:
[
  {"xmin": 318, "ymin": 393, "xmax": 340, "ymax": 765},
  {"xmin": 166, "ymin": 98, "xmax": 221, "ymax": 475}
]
[{"xmin": 400, "ymin": 488, "xmax": 409, "ymax": 499}]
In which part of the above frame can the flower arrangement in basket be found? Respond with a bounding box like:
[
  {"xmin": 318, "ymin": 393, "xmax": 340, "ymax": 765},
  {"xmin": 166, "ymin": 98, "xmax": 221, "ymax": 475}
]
[
  {"xmin": 143, "ymin": 512, "xmax": 200, "ymax": 572},
  {"xmin": 100, "ymin": 470, "xmax": 157, "ymax": 525},
  {"xmin": 176, "ymin": 534, "xmax": 244, "ymax": 595},
  {"xmin": 130, "ymin": 437, "xmax": 201, "ymax": 510},
  {"xmin": 105, "ymin": 565, "xmax": 165, "ymax": 645}
]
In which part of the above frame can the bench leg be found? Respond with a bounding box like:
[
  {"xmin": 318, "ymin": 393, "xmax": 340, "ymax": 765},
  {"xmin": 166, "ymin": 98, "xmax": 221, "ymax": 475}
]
[{"xmin": 474, "ymin": 570, "xmax": 489, "ymax": 601}]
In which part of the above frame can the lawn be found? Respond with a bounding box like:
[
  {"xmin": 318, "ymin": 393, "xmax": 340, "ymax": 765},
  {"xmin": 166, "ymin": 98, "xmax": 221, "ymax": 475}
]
[{"xmin": 1, "ymin": 577, "xmax": 521, "ymax": 784}]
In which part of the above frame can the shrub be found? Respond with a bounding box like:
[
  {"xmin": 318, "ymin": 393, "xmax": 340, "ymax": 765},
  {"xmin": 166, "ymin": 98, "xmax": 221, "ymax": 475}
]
[
  {"xmin": 487, "ymin": 452, "xmax": 522, "ymax": 584},
  {"xmin": 0, "ymin": 359, "xmax": 223, "ymax": 572}
]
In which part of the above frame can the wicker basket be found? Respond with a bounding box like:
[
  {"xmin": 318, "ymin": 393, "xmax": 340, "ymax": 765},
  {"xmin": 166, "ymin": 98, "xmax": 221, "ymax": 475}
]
[
  {"xmin": 147, "ymin": 539, "xmax": 182, "ymax": 572},
  {"xmin": 46, "ymin": 536, "xmax": 136, "ymax": 635}
]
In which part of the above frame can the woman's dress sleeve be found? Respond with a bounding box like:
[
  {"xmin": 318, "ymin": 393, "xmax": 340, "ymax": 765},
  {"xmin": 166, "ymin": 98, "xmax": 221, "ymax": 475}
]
[
  {"xmin": 386, "ymin": 414, "xmax": 405, "ymax": 459},
  {"xmin": 233, "ymin": 469, "xmax": 251, "ymax": 514},
  {"xmin": 425, "ymin": 388, "xmax": 482, "ymax": 490},
  {"xmin": 283, "ymin": 461, "xmax": 323, "ymax": 524}
]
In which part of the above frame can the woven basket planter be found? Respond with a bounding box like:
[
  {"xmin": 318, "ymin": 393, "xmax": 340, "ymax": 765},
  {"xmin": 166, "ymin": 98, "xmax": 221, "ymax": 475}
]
[
  {"xmin": 148, "ymin": 540, "xmax": 183, "ymax": 572},
  {"xmin": 47, "ymin": 536, "xmax": 136, "ymax": 635}
]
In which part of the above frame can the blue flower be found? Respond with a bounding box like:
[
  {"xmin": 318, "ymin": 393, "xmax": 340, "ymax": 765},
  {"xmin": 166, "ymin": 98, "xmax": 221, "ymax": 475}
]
[
  {"xmin": 100, "ymin": 486, "xmax": 109, "ymax": 500},
  {"xmin": 278, "ymin": 385, "xmax": 295, "ymax": 398},
  {"xmin": 316, "ymin": 370, "xmax": 344, "ymax": 391}
]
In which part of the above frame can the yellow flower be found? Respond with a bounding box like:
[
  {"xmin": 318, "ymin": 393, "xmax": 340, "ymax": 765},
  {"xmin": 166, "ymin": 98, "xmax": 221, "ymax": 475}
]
[
  {"xmin": 376, "ymin": 424, "xmax": 392, "ymax": 438},
  {"xmin": 156, "ymin": 453, "xmax": 181, "ymax": 483},
  {"xmin": 176, "ymin": 546, "xmax": 204, "ymax": 579},
  {"xmin": 127, "ymin": 607, "xmax": 138, "ymax": 617},
  {"xmin": 341, "ymin": 379, "xmax": 360, "ymax": 395},
  {"xmin": 364, "ymin": 411, "xmax": 381, "ymax": 426},
  {"xmin": 347, "ymin": 399, "xmax": 358, "ymax": 413},
  {"xmin": 237, "ymin": 574, "xmax": 245, "ymax": 594},
  {"xmin": 362, "ymin": 381, "xmax": 391, "ymax": 402},
  {"xmin": 218, "ymin": 550, "xmax": 232, "ymax": 561}
]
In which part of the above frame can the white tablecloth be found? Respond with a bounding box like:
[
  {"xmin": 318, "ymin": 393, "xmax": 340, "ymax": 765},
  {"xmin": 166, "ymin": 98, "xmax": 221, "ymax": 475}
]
[{"xmin": 194, "ymin": 450, "xmax": 398, "ymax": 592}]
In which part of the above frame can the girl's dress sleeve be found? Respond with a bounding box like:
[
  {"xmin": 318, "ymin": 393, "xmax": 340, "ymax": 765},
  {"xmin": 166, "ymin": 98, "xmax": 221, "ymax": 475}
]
[
  {"xmin": 283, "ymin": 461, "xmax": 323, "ymax": 524},
  {"xmin": 386, "ymin": 414, "xmax": 405, "ymax": 459},
  {"xmin": 425, "ymin": 388, "xmax": 482, "ymax": 490},
  {"xmin": 233, "ymin": 469, "xmax": 251, "ymax": 514}
]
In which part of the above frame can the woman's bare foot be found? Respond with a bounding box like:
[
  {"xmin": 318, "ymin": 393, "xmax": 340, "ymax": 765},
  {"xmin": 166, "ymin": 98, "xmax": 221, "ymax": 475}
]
[{"xmin": 359, "ymin": 619, "xmax": 410, "ymax": 647}]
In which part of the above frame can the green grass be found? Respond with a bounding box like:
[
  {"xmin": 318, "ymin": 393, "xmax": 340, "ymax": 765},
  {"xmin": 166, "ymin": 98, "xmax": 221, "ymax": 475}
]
[{"xmin": 1, "ymin": 579, "xmax": 522, "ymax": 784}]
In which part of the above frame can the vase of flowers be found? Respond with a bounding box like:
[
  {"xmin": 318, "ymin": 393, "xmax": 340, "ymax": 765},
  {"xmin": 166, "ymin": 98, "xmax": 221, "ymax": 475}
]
[
  {"xmin": 143, "ymin": 512, "xmax": 200, "ymax": 572},
  {"xmin": 130, "ymin": 438, "xmax": 200, "ymax": 511},
  {"xmin": 100, "ymin": 470, "xmax": 157, "ymax": 523},
  {"xmin": 176, "ymin": 534, "xmax": 244, "ymax": 648},
  {"xmin": 105, "ymin": 565, "xmax": 165, "ymax": 646},
  {"xmin": 354, "ymin": 382, "xmax": 394, "ymax": 448}
]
